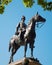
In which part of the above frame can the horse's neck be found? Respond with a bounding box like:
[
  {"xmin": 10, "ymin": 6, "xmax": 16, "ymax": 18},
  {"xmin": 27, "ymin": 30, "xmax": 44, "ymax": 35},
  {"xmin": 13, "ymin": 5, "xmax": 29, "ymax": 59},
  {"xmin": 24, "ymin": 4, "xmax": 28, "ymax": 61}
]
[
  {"xmin": 24, "ymin": 19, "xmax": 36, "ymax": 38},
  {"xmin": 29, "ymin": 19, "xmax": 36, "ymax": 30}
]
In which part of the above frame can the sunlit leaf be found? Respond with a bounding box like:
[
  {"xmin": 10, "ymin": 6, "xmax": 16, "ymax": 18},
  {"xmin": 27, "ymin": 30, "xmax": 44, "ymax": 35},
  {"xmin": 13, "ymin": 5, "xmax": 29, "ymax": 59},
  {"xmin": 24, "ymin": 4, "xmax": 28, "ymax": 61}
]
[
  {"xmin": 9, "ymin": 0, "xmax": 12, "ymax": 3},
  {"xmin": 38, "ymin": 0, "xmax": 44, "ymax": 5},
  {"xmin": 4, "ymin": 0, "xmax": 9, "ymax": 5},
  {"xmin": 0, "ymin": 5, "xmax": 5, "ymax": 14},
  {"xmin": 23, "ymin": 0, "xmax": 35, "ymax": 7}
]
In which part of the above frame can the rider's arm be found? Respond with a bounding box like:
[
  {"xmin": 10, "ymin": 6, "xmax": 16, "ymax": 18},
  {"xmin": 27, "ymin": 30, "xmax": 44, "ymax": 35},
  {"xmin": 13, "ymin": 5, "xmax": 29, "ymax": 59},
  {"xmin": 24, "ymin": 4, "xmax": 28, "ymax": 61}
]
[{"xmin": 16, "ymin": 23, "xmax": 20, "ymax": 31}]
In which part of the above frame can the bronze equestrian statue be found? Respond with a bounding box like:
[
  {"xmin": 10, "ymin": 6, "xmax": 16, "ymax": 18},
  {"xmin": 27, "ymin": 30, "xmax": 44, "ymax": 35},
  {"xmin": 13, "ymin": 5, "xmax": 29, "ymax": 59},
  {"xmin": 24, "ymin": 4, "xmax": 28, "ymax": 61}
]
[{"xmin": 8, "ymin": 12, "xmax": 46, "ymax": 64}]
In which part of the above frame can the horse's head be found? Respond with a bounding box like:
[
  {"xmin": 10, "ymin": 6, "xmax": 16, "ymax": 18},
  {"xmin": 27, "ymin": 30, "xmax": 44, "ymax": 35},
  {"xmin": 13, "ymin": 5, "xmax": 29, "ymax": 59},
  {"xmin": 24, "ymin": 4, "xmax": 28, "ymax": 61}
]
[{"xmin": 33, "ymin": 12, "xmax": 46, "ymax": 23}]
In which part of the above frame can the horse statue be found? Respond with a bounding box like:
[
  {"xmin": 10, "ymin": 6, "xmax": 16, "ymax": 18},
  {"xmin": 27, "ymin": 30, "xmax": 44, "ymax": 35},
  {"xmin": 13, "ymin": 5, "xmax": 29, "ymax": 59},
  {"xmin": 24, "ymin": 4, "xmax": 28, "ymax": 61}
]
[{"xmin": 8, "ymin": 12, "xmax": 46, "ymax": 64}]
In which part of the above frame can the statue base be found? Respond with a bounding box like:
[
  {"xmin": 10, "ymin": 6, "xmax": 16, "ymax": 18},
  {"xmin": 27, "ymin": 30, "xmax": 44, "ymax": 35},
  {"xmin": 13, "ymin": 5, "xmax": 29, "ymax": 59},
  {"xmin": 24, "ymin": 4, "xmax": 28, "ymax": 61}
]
[{"xmin": 8, "ymin": 57, "xmax": 42, "ymax": 65}]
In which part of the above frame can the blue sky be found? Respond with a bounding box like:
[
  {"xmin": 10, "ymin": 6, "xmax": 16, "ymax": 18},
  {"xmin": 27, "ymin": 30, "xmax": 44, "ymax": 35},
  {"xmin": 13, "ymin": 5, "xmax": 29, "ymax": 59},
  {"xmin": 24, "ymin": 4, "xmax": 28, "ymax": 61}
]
[{"xmin": 0, "ymin": 0, "xmax": 52, "ymax": 65}]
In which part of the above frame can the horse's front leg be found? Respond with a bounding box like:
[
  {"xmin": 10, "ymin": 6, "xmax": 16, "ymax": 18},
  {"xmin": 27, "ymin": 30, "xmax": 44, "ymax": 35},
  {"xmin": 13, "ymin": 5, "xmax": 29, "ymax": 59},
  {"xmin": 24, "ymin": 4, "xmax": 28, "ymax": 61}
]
[
  {"xmin": 30, "ymin": 40, "xmax": 35, "ymax": 58},
  {"xmin": 31, "ymin": 48, "xmax": 33, "ymax": 57},
  {"xmin": 24, "ymin": 43, "xmax": 27, "ymax": 57}
]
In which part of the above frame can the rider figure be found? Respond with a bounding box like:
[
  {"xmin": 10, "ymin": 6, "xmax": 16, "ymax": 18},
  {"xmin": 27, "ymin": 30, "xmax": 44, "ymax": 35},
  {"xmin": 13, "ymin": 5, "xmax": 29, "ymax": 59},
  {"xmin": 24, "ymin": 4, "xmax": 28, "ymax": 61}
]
[{"xmin": 15, "ymin": 16, "xmax": 27, "ymax": 41}]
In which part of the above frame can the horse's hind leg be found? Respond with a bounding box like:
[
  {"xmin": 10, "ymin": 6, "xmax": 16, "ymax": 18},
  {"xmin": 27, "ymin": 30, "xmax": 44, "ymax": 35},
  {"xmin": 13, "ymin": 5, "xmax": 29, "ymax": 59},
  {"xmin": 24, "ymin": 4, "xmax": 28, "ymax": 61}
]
[
  {"xmin": 9, "ymin": 47, "xmax": 14, "ymax": 64},
  {"xmin": 11, "ymin": 44, "xmax": 20, "ymax": 62},
  {"xmin": 9, "ymin": 44, "xmax": 20, "ymax": 64},
  {"xmin": 9, "ymin": 48, "xmax": 16, "ymax": 64}
]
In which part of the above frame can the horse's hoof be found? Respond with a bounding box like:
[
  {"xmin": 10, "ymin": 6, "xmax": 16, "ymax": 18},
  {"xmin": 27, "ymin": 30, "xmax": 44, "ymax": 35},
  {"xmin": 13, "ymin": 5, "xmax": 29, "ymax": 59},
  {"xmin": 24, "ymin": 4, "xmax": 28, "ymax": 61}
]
[{"xmin": 24, "ymin": 55, "xmax": 26, "ymax": 58}]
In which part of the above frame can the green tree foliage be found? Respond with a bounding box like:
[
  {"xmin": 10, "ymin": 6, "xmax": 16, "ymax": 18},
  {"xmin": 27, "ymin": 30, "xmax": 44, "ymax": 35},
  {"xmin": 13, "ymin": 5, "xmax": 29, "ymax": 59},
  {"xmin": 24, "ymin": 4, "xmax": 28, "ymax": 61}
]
[
  {"xmin": 0, "ymin": 5, "xmax": 5, "ymax": 14},
  {"xmin": 0, "ymin": 0, "xmax": 12, "ymax": 14},
  {"xmin": 0, "ymin": 0, "xmax": 52, "ymax": 14},
  {"xmin": 38, "ymin": 0, "xmax": 52, "ymax": 11},
  {"xmin": 23, "ymin": 0, "xmax": 35, "ymax": 7}
]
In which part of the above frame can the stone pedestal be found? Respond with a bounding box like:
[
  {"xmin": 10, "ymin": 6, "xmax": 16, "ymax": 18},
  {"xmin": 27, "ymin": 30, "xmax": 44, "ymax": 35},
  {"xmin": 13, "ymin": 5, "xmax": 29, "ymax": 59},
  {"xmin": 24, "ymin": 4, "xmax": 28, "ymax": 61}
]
[{"xmin": 8, "ymin": 58, "xmax": 42, "ymax": 65}]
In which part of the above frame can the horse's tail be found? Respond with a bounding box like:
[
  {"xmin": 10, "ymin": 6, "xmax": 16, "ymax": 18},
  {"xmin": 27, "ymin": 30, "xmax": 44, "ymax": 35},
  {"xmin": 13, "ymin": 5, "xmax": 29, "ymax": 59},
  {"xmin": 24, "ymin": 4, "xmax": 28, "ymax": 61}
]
[
  {"xmin": 8, "ymin": 37, "xmax": 15, "ymax": 52},
  {"xmin": 8, "ymin": 42, "xmax": 11, "ymax": 52}
]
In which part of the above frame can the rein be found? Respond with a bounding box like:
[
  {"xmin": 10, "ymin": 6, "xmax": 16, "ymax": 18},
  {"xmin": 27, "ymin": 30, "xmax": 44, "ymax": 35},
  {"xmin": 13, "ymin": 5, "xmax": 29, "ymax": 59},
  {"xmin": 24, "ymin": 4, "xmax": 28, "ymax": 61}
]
[{"xmin": 36, "ymin": 22, "xmax": 45, "ymax": 29}]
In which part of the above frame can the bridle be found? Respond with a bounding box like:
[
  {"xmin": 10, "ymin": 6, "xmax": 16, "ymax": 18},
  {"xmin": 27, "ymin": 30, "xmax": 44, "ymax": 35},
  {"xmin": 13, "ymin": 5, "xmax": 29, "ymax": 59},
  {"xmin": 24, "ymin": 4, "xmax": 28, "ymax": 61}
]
[{"xmin": 36, "ymin": 22, "xmax": 45, "ymax": 29}]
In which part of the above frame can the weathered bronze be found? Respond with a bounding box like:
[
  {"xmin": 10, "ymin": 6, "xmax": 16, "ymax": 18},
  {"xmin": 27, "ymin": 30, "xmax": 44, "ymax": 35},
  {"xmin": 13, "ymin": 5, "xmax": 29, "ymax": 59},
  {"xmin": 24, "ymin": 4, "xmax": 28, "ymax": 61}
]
[{"xmin": 8, "ymin": 12, "xmax": 46, "ymax": 64}]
